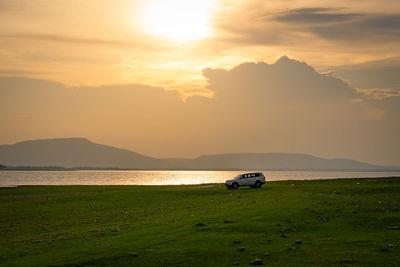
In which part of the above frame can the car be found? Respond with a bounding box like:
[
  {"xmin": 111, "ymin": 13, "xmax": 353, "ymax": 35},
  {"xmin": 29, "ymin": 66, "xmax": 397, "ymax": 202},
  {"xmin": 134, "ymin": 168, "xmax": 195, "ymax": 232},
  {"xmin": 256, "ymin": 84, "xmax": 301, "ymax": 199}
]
[{"xmin": 225, "ymin": 172, "xmax": 266, "ymax": 189}]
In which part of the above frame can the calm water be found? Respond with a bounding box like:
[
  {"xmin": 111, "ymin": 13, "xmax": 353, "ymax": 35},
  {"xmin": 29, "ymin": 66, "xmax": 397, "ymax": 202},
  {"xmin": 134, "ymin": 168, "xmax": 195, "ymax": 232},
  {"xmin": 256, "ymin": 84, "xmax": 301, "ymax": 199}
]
[{"xmin": 0, "ymin": 170, "xmax": 399, "ymax": 187}]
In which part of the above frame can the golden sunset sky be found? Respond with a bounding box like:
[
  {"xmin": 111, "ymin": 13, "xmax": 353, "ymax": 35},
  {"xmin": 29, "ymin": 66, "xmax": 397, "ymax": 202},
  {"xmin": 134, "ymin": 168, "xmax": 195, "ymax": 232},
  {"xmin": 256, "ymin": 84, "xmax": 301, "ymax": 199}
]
[{"xmin": 1, "ymin": 0, "xmax": 400, "ymax": 165}]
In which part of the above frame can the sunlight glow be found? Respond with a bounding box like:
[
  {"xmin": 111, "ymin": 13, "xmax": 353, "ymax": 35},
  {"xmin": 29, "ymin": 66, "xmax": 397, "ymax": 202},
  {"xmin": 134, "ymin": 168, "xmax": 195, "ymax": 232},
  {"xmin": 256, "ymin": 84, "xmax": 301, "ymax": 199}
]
[{"xmin": 142, "ymin": 0, "xmax": 216, "ymax": 41}]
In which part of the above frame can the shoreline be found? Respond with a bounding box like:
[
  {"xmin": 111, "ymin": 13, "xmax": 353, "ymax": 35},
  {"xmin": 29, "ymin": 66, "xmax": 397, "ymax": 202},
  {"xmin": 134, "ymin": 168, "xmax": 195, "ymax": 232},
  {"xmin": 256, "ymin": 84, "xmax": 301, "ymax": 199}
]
[
  {"xmin": 2, "ymin": 168, "xmax": 400, "ymax": 172},
  {"xmin": 1, "ymin": 176, "xmax": 400, "ymax": 188}
]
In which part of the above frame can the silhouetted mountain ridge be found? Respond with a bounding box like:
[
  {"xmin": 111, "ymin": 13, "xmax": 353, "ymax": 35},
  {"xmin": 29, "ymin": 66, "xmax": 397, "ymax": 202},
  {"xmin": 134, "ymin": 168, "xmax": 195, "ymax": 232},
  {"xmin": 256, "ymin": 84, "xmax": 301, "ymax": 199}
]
[
  {"xmin": 0, "ymin": 138, "xmax": 161, "ymax": 169},
  {"xmin": 0, "ymin": 138, "xmax": 397, "ymax": 171}
]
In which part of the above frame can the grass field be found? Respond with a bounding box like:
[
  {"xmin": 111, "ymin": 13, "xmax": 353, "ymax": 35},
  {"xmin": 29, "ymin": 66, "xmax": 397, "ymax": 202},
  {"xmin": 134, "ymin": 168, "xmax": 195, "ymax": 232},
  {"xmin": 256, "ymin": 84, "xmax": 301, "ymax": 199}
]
[{"xmin": 1, "ymin": 178, "xmax": 400, "ymax": 266}]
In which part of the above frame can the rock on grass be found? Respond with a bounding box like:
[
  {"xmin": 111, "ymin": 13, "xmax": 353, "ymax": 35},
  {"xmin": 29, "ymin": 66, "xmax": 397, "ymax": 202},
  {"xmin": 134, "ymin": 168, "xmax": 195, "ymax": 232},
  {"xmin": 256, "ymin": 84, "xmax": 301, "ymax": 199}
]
[
  {"xmin": 130, "ymin": 252, "xmax": 138, "ymax": 257},
  {"xmin": 250, "ymin": 259, "xmax": 263, "ymax": 265},
  {"xmin": 380, "ymin": 246, "xmax": 389, "ymax": 252}
]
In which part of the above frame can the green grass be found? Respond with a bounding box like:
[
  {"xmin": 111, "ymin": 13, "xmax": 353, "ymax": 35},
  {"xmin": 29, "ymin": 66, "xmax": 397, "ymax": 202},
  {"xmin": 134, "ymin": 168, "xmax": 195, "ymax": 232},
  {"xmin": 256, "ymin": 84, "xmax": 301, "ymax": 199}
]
[{"xmin": 1, "ymin": 178, "xmax": 400, "ymax": 266}]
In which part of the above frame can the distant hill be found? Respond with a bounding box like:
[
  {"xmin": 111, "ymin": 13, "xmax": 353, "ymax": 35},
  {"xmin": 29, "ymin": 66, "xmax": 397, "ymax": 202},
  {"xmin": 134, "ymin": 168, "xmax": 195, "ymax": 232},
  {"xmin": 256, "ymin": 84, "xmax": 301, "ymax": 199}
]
[
  {"xmin": 0, "ymin": 138, "xmax": 397, "ymax": 171},
  {"xmin": 0, "ymin": 138, "xmax": 163, "ymax": 169},
  {"xmin": 166, "ymin": 153, "xmax": 392, "ymax": 171}
]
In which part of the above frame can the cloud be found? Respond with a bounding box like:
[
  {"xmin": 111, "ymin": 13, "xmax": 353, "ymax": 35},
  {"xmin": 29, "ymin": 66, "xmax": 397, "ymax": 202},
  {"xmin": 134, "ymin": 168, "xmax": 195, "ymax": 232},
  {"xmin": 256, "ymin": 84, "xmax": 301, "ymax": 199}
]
[
  {"xmin": 215, "ymin": 7, "xmax": 400, "ymax": 48},
  {"xmin": 202, "ymin": 56, "xmax": 357, "ymax": 103},
  {"xmin": 0, "ymin": 69, "xmax": 47, "ymax": 75},
  {"xmin": 0, "ymin": 76, "xmax": 187, "ymax": 139},
  {"xmin": 0, "ymin": 34, "xmax": 157, "ymax": 50},
  {"xmin": 324, "ymin": 57, "xmax": 400, "ymax": 91},
  {"xmin": 358, "ymin": 88, "xmax": 400, "ymax": 99},
  {"xmin": 309, "ymin": 14, "xmax": 400, "ymax": 41},
  {"xmin": 199, "ymin": 56, "xmax": 400, "ymax": 165},
  {"xmin": 1, "ymin": 56, "xmax": 400, "ymax": 165},
  {"xmin": 272, "ymin": 8, "xmax": 400, "ymax": 42},
  {"xmin": 273, "ymin": 8, "xmax": 361, "ymax": 24}
]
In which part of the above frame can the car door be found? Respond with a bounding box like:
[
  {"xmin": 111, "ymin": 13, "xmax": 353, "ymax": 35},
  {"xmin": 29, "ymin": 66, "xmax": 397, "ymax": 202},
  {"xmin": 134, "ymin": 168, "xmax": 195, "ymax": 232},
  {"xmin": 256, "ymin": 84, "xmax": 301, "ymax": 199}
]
[
  {"xmin": 249, "ymin": 173, "xmax": 256, "ymax": 185},
  {"xmin": 242, "ymin": 174, "xmax": 251, "ymax": 186},
  {"xmin": 239, "ymin": 175, "xmax": 247, "ymax": 186}
]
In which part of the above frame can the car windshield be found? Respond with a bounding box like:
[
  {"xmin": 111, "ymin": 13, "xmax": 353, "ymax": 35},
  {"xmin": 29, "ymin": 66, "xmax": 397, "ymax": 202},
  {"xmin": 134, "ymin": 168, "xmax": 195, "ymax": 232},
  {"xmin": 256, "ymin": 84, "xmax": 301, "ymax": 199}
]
[{"xmin": 234, "ymin": 175, "xmax": 242, "ymax": 179}]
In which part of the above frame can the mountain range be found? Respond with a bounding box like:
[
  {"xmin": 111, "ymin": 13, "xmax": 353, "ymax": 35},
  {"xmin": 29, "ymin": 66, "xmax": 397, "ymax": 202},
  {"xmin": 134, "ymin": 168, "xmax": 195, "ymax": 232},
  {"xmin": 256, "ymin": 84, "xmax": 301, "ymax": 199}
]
[{"xmin": 0, "ymin": 138, "xmax": 397, "ymax": 171}]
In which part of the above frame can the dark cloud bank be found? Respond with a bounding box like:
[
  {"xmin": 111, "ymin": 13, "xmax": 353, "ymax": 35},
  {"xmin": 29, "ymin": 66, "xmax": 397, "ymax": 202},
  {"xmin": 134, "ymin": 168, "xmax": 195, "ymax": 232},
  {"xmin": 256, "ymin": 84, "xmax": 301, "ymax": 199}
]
[
  {"xmin": 275, "ymin": 8, "xmax": 400, "ymax": 41},
  {"xmin": 220, "ymin": 7, "xmax": 400, "ymax": 46},
  {"xmin": 1, "ymin": 56, "xmax": 399, "ymax": 165}
]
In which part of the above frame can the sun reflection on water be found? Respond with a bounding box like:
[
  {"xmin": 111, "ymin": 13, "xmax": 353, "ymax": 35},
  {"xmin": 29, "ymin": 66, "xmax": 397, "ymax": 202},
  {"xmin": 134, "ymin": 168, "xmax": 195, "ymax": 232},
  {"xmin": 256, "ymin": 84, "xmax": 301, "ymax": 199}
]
[{"xmin": 1, "ymin": 170, "xmax": 400, "ymax": 187}]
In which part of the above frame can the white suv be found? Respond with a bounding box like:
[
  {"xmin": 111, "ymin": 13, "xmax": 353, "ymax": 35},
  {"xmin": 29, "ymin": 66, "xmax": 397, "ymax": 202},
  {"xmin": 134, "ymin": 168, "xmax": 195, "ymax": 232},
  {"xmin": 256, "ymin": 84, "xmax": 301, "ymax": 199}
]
[{"xmin": 225, "ymin": 172, "xmax": 266, "ymax": 189}]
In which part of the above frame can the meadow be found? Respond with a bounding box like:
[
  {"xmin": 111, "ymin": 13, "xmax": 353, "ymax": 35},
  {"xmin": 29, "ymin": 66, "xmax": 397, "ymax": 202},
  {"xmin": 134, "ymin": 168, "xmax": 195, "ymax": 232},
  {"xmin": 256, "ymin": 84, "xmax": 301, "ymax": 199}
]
[{"xmin": 1, "ymin": 178, "xmax": 400, "ymax": 266}]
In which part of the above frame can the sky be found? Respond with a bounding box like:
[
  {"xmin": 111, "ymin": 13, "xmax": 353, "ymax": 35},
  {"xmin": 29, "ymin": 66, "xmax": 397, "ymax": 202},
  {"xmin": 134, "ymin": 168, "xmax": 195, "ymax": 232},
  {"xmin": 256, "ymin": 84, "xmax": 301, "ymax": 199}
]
[{"xmin": 1, "ymin": 0, "xmax": 400, "ymax": 165}]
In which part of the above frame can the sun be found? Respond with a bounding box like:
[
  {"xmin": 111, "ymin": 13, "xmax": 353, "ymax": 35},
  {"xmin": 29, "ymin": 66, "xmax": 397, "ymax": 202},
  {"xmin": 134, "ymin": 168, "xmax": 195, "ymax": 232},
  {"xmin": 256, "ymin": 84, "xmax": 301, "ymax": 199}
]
[{"xmin": 142, "ymin": 0, "xmax": 216, "ymax": 41}]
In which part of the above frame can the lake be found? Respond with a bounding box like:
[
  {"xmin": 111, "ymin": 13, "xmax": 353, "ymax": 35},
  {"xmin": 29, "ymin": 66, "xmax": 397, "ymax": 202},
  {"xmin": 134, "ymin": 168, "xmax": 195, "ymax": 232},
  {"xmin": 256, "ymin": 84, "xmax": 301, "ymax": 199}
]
[{"xmin": 1, "ymin": 170, "xmax": 400, "ymax": 187}]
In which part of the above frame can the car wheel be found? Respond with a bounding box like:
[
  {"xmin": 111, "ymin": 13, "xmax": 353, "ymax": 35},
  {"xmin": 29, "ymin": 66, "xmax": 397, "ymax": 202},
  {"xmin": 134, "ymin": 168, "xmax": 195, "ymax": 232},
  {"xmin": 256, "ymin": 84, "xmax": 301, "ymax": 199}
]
[
  {"xmin": 254, "ymin": 181, "xmax": 261, "ymax": 188},
  {"xmin": 232, "ymin": 182, "xmax": 239, "ymax": 189}
]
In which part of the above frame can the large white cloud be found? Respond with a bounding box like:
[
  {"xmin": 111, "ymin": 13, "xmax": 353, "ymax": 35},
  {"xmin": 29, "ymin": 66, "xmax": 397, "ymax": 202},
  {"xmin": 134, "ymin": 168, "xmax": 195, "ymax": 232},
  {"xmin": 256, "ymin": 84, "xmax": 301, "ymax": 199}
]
[{"xmin": 199, "ymin": 56, "xmax": 400, "ymax": 165}]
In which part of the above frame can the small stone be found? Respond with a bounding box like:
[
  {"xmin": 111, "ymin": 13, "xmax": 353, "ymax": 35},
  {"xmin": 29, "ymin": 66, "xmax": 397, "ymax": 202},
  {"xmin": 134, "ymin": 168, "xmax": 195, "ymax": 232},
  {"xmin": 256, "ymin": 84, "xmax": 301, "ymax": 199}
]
[
  {"xmin": 388, "ymin": 226, "xmax": 400, "ymax": 230},
  {"xmin": 233, "ymin": 261, "xmax": 239, "ymax": 265},
  {"xmin": 223, "ymin": 220, "xmax": 234, "ymax": 224},
  {"xmin": 388, "ymin": 244, "xmax": 397, "ymax": 248},
  {"xmin": 380, "ymin": 246, "xmax": 389, "ymax": 252},
  {"xmin": 350, "ymin": 210, "xmax": 356, "ymax": 214},
  {"xmin": 195, "ymin": 223, "xmax": 205, "ymax": 227},
  {"xmin": 295, "ymin": 240, "xmax": 302, "ymax": 244},
  {"xmin": 237, "ymin": 247, "xmax": 245, "ymax": 251},
  {"xmin": 281, "ymin": 234, "xmax": 287, "ymax": 238},
  {"xmin": 130, "ymin": 252, "xmax": 139, "ymax": 257},
  {"xmin": 161, "ymin": 234, "xmax": 165, "ymax": 238},
  {"xmin": 263, "ymin": 252, "xmax": 270, "ymax": 256},
  {"xmin": 250, "ymin": 259, "xmax": 263, "ymax": 265},
  {"xmin": 35, "ymin": 239, "xmax": 42, "ymax": 243}
]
